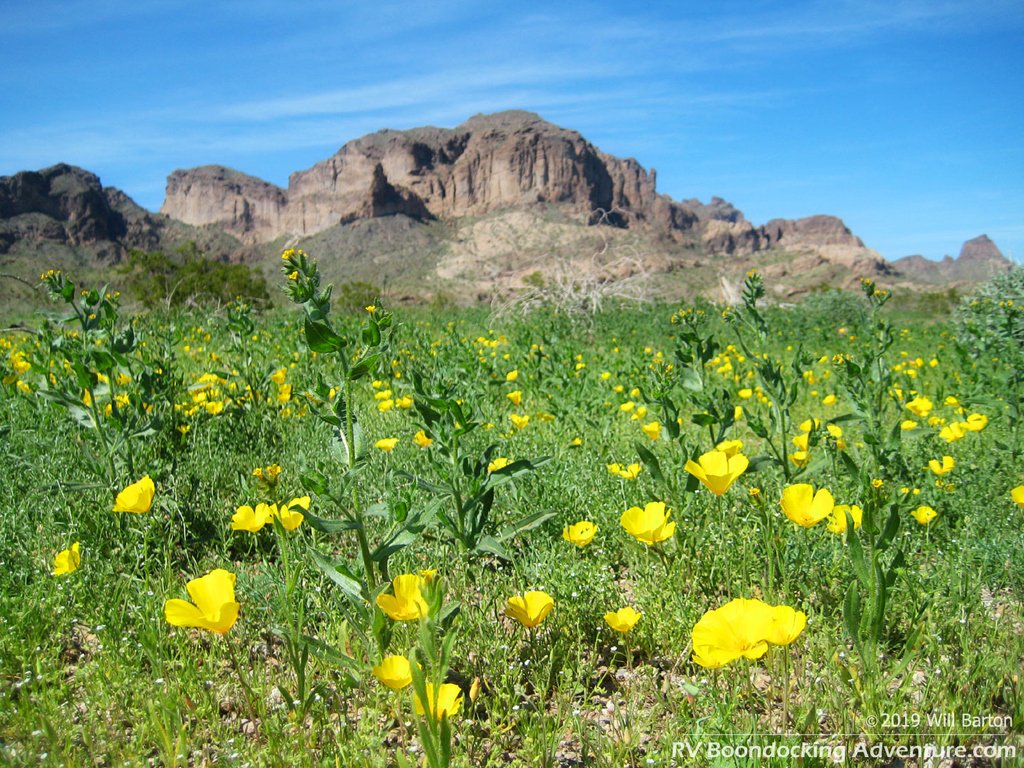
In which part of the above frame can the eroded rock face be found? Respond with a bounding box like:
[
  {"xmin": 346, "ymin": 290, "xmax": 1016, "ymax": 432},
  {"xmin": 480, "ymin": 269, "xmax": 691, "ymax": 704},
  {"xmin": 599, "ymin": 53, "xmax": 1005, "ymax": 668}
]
[
  {"xmin": 161, "ymin": 166, "xmax": 288, "ymax": 244},
  {"xmin": 958, "ymin": 234, "xmax": 1005, "ymax": 266},
  {"xmin": 759, "ymin": 215, "xmax": 864, "ymax": 249},
  {"xmin": 158, "ymin": 111, "xmax": 901, "ymax": 274},
  {"xmin": 161, "ymin": 111, "xmax": 672, "ymax": 243},
  {"xmin": 0, "ymin": 164, "xmax": 126, "ymax": 248},
  {"xmin": 0, "ymin": 163, "xmax": 244, "ymax": 260}
]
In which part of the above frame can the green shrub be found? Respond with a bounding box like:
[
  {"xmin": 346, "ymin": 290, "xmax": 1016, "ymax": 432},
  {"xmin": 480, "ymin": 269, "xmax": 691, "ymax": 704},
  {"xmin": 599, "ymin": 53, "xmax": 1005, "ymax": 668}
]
[
  {"xmin": 954, "ymin": 266, "xmax": 1024, "ymax": 360},
  {"xmin": 335, "ymin": 280, "xmax": 382, "ymax": 314},
  {"xmin": 117, "ymin": 242, "xmax": 270, "ymax": 309}
]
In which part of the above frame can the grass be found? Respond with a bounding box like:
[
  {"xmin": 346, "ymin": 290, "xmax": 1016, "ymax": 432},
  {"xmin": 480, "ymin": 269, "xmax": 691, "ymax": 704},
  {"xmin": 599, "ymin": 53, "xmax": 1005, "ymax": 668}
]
[{"xmin": 0, "ymin": 272, "xmax": 1022, "ymax": 766}]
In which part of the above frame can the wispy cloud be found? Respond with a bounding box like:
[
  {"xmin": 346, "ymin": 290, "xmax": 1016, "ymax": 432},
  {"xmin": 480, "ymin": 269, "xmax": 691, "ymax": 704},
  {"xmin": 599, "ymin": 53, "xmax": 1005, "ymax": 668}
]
[
  {"xmin": 675, "ymin": 0, "xmax": 1024, "ymax": 48},
  {"xmin": 1, "ymin": 0, "xmax": 1020, "ymax": 261},
  {"xmin": 216, "ymin": 63, "xmax": 615, "ymax": 123}
]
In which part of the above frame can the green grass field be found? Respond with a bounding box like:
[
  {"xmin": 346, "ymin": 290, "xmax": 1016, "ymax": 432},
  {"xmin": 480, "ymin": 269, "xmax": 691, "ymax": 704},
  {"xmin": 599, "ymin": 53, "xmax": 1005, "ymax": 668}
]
[{"xmin": 1, "ymin": 262, "xmax": 1022, "ymax": 766}]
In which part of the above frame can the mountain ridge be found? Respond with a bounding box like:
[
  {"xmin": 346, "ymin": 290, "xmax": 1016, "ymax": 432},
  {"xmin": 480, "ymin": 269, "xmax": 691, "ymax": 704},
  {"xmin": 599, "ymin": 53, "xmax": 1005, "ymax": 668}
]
[{"xmin": 1, "ymin": 111, "xmax": 1015, "ymax": 305}]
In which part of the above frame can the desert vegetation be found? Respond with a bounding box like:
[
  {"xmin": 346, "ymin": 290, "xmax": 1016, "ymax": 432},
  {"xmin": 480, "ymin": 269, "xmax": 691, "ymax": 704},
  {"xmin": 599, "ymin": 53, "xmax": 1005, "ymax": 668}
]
[{"xmin": 1, "ymin": 257, "xmax": 1022, "ymax": 766}]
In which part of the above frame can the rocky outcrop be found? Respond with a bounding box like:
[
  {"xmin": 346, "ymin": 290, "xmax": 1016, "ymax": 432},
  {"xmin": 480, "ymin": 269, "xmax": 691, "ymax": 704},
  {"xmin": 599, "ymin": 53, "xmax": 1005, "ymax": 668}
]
[
  {"xmin": 353, "ymin": 163, "xmax": 433, "ymax": 223},
  {"xmin": 957, "ymin": 234, "xmax": 1009, "ymax": 271},
  {"xmin": 0, "ymin": 164, "xmax": 128, "ymax": 249},
  {"xmin": 682, "ymin": 196, "xmax": 746, "ymax": 224},
  {"xmin": 759, "ymin": 215, "xmax": 863, "ymax": 249},
  {"xmin": 161, "ymin": 165, "xmax": 287, "ymax": 244},
  {"xmin": 162, "ymin": 111, "xmax": 682, "ymax": 243},
  {"xmin": 4, "ymin": 114, "xmax": 1010, "ymax": 306},
  {"xmin": 891, "ymin": 235, "xmax": 1013, "ymax": 284},
  {"xmin": 159, "ymin": 112, "xmax": 907, "ymax": 272},
  {"xmin": 0, "ymin": 163, "xmax": 241, "ymax": 260}
]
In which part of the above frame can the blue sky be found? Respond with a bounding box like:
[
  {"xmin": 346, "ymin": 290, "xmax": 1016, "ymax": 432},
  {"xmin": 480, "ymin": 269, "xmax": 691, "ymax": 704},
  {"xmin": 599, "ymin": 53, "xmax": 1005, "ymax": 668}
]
[{"xmin": 2, "ymin": 0, "xmax": 1022, "ymax": 262}]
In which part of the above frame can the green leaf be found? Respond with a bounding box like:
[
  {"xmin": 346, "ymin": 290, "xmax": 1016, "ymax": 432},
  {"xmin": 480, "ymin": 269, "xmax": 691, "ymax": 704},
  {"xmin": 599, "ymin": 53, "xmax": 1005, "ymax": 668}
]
[
  {"xmin": 846, "ymin": 527, "xmax": 869, "ymax": 586},
  {"xmin": 69, "ymin": 405, "xmax": 96, "ymax": 429},
  {"xmin": 497, "ymin": 510, "xmax": 556, "ymax": 542},
  {"xmin": 361, "ymin": 320, "xmax": 381, "ymax": 347},
  {"xmin": 304, "ymin": 509, "xmax": 359, "ymax": 534},
  {"xmin": 679, "ymin": 368, "xmax": 703, "ymax": 392},
  {"xmin": 300, "ymin": 470, "xmax": 329, "ymax": 496},
  {"xmin": 46, "ymin": 481, "xmax": 107, "ymax": 493},
  {"xmin": 348, "ymin": 354, "xmax": 379, "ymax": 381},
  {"xmin": 301, "ymin": 636, "xmax": 361, "ymax": 683},
  {"xmin": 473, "ymin": 535, "xmax": 510, "ymax": 560},
  {"xmin": 875, "ymin": 504, "xmax": 901, "ymax": 551},
  {"xmin": 304, "ymin": 316, "xmax": 345, "ymax": 353},
  {"xmin": 839, "ymin": 450, "xmax": 860, "ymax": 479},
  {"xmin": 691, "ymin": 412, "xmax": 716, "ymax": 427},
  {"xmin": 310, "ymin": 549, "xmax": 365, "ymax": 603},
  {"xmin": 129, "ymin": 421, "xmax": 159, "ymax": 439},
  {"xmin": 371, "ymin": 528, "xmax": 419, "ymax": 562},
  {"xmin": 398, "ymin": 471, "xmax": 452, "ymax": 497},
  {"xmin": 843, "ymin": 582, "xmax": 863, "ymax": 653},
  {"xmin": 870, "ymin": 560, "xmax": 887, "ymax": 644},
  {"xmin": 744, "ymin": 455, "xmax": 775, "ymax": 474},
  {"xmin": 440, "ymin": 715, "xmax": 452, "ymax": 764},
  {"xmin": 437, "ymin": 602, "xmax": 461, "ymax": 630},
  {"xmin": 885, "ymin": 549, "xmax": 905, "ymax": 589},
  {"xmin": 634, "ymin": 443, "xmax": 665, "ymax": 486},
  {"xmin": 888, "ymin": 420, "xmax": 903, "ymax": 448},
  {"xmin": 829, "ymin": 413, "xmax": 863, "ymax": 425},
  {"xmin": 488, "ymin": 454, "xmax": 550, "ymax": 479}
]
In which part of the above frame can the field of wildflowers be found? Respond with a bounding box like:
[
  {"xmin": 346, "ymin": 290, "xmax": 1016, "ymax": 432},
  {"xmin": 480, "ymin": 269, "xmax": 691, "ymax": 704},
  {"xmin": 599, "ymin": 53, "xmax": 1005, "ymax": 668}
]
[{"xmin": 1, "ymin": 257, "xmax": 1022, "ymax": 766}]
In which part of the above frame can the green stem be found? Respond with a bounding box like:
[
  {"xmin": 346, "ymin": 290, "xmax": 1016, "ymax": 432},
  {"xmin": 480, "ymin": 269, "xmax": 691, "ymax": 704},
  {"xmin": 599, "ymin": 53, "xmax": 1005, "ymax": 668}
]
[
  {"xmin": 775, "ymin": 401, "xmax": 791, "ymax": 481},
  {"xmin": 85, "ymin": 389, "xmax": 118, "ymax": 485},
  {"xmin": 449, "ymin": 433, "xmax": 467, "ymax": 544},
  {"xmin": 343, "ymin": 380, "xmax": 377, "ymax": 590},
  {"xmin": 782, "ymin": 648, "xmax": 791, "ymax": 731},
  {"xmin": 225, "ymin": 635, "xmax": 260, "ymax": 721}
]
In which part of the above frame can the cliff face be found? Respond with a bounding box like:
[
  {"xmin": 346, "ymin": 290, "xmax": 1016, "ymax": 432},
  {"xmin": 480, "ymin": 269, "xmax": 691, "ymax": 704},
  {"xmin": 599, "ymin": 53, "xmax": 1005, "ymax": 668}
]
[
  {"xmin": 162, "ymin": 165, "xmax": 288, "ymax": 245},
  {"xmin": 0, "ymin": 163, "xmax": 241, "ymax": 260},
  {"xmin": 0, "ymin": 164, "xmax": 128, "ymax": 251},
  {"xmin": 161, "ymin": 111, "xmax": 693, "ymax": 243},
  {"xmin": 158, "ymin": 111, "xmax": 902, "ymax": 268}
]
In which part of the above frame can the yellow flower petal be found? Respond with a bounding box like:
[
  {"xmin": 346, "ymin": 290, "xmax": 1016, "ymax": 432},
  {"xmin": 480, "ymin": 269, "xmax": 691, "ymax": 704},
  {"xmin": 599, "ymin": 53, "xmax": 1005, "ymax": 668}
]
[
  {"xmin": 505, "ymin": 591, "xmax": 554, "ymax": 628},
  {"xmin": 113, "ymin": 475, "xmax": 155, "ymax": 513},
  {"xmin": 562, "ymin": 521, "xmax": 597, "ymax": 547},
  {"xmin": 604, "ymin": 607, "xmax": 642, "ymax": 634},
  {"xmin": 373, "ymin": 655, "xmax": 413, "ymax": 690},
  {"xmin": 781, "ymin": 484, "xmax": 834, "ymax": 527},
  {"xmin": 53, "ymin": 542, "xmax": 81, "ymax": 576},
  {"xmin": 165, "ymin": 569, "xmax": 240, "ymax": 635}
]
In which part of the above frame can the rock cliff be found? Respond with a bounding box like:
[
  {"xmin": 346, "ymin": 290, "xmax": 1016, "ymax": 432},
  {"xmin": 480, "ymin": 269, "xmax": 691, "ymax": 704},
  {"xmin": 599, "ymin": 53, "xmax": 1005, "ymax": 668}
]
[
  {"xmin": 0, "ymin": 163, "xmax": 240, "ymax": 260},
  {"xmin": 0, "ymin": 164, "xmax": 128, "ymax": 251},
  {"xmin": 161, "ymin": 111, "xmax": 697, "ymax": 244},
  {"xmin": 159, "ymin": 111, "xmax": 893, "ymax": 270}
]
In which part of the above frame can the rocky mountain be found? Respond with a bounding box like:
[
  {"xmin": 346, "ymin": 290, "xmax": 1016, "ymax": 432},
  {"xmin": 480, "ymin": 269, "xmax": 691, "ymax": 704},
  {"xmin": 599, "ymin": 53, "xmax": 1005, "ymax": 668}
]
[
  {"xmin": 162, "ymin": 111, "xmax": 696, "ymax": 244},
  {"xmin": 0, "ymin": 164, "xmax": 140, "ymax": 256},
  {"xmin": 891, "ymin": 235, "xmax": 1013, "ymax": 285},
  {"xmin": 157, "ymin": 111, "xmax": 911, "ymax": 284},
  {"xmin": 1, "ymin": 112, "xmax": 1015, "ymax": 306},
  {"xmin": 0, "ymin": 164, "xmax": 241, "ymax": 262}
]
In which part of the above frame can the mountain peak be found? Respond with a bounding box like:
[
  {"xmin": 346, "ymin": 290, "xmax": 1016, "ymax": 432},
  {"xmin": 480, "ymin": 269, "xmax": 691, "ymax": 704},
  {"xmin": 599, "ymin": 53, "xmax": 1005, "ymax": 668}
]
[{"xmin": 958, "ymin": 234, "xmax": 1003, "ymax": 263}]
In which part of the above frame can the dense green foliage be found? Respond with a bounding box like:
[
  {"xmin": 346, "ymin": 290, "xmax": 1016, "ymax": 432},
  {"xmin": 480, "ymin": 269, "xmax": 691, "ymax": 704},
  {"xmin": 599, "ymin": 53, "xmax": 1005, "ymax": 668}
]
[
  {"xmin": 118, "ymin": 242, "xmax": 270, "ymax": 309},
  {"xmin": 0, "ymin": 265, "xmax": 1022, "ymax": 766}
]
